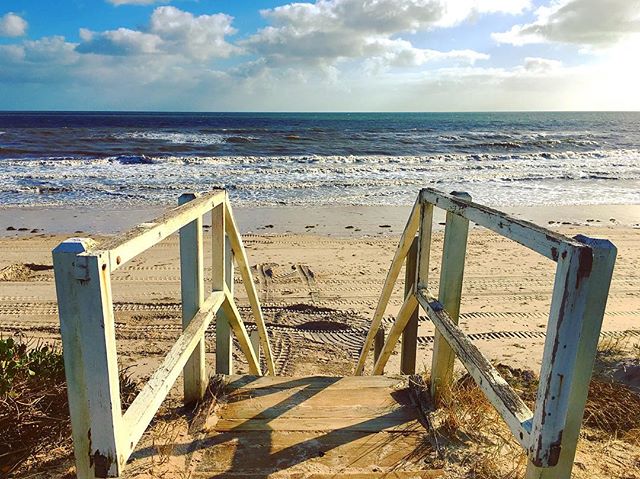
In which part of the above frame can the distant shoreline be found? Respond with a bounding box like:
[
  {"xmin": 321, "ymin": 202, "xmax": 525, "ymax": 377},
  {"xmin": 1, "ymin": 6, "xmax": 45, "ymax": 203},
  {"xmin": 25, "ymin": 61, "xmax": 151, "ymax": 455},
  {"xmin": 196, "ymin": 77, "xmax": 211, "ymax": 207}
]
[{"xmin": 1, "ymin": 203, "xmax": 638, "ymax": 238}]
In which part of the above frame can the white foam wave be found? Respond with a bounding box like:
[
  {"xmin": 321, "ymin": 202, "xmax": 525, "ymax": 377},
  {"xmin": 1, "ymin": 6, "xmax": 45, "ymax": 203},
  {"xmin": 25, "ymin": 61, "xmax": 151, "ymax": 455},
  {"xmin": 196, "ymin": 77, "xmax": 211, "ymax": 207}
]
[
  {"xmin": 115, "ymin": 131, "xmax": 255, "ymax": 146},
  {"xmin": 1, "ymin": 149, "xmax": 639, "ymax": 208}
]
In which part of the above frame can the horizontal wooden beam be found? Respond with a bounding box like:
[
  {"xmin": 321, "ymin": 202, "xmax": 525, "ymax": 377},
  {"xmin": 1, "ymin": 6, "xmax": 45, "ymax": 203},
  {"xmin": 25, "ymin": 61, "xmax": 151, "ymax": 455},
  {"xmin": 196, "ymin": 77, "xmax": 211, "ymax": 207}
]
[
  {"xmin": 122, "ymin": 290, "xmax": 225, "ymax": 456},
  {"xmin": 416, "ymin": 287, "xmax": 533, "ymax": 448},
  {"xmin": 420, "ymin": 188, "xmax": 587, "ymax": 262},
  {"xmin": 85, "ymin": 190, "xmax": 225, "ymax": 272}
]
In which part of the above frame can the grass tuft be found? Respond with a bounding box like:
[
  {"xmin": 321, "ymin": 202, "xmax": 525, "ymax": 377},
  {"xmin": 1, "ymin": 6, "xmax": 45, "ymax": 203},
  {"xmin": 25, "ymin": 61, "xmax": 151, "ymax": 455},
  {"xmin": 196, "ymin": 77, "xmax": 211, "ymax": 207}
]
[
  {"xmin": 417, "ymin": 342, "xmax": 640, "ymax": 478},
  {"xmin": 0, "ymin": 336, "xmax": 139, "ymax": 476}
]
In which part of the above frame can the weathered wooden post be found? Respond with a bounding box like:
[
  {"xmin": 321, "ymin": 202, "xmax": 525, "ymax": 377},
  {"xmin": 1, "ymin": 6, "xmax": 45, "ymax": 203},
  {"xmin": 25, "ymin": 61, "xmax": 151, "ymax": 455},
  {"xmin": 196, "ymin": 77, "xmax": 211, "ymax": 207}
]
[
  {"xmin": 250, "ymin": 329, "xmax": 261, "ymax": 366},
  {"xmin": 213, "ymin": 200, "xmax": 233, "ymax": 374},
  {"xmin": 416, "ymin": 200, "xmax": 434, "ymax": 291},
  {"xmin": 54, "ymin": 240, "xmax": 125, "ymax": 477},
  {"xmin": 179, "ymin": 193, "xmax": 206, "ymax": 404},
  {"xmin": 53, "ymin": 238, "xmax": 95, "ymax": 479},
  {"xmin": 400, "ymin": 237, "xmax": 419, "ymax": 374},
  {"xmin": 430, "ymin": 191, "xmax": 470, "ymax": 404},
  {"xmin": 526, "ymin": 236, "xmax": 616, "ymax": 477}
]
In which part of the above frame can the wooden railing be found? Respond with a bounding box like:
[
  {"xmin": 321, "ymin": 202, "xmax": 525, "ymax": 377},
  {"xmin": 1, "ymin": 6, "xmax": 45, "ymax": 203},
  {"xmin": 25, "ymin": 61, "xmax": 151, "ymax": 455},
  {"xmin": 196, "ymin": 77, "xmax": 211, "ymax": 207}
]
[
  {"xmin": 356, "ymin": 188, "xmax": 617, "ymax": 479},
  {"xmin": 53, "ymin": 189, "xmax": 274, "ymax": 479}
]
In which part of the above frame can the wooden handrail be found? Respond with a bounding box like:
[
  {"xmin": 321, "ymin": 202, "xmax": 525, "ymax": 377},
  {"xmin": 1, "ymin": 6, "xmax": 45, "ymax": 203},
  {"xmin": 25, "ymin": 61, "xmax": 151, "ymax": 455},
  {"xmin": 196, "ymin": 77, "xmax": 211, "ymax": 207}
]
[
  {"xmin": 354, "ymin": 198, "xmax": 421, "ymax": 375},
  {"xmin": 221, "ymin": 285, "xmax": 261, "ymax": 375},
  {"xmin": 416, "ymin": 288, "xmax": 533, "ymax": 448},
  {"xmin": 224, "ymin": 199, "xmax": 276, "ymax": 375},
  {"xmin": 372, "ymin": 288, "xmax": 418, "ymax": 375},
  {"xmin": 420, "ymin": 188, "xmax": 587, "ymax": 261},
  {"xmin": 123, "ymin": 291, "xmax": 225, "ymax": 455},
  {"xmin": 360, "ymin": 188, "xmax": 617, "ymax": 478},
  {"xmin": 53, "ymin": 190, "xmax": 273, "ymax": 478},
  {"xmin": 91, "ymin": 189, "xmax": 225, "ymax": 271}
]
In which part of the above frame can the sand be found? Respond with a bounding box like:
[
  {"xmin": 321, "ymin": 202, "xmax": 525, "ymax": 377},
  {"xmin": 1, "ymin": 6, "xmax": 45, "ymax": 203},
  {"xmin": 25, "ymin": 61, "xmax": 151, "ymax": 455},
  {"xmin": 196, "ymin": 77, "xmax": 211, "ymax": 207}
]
[
  {"xmin": 1, "ymin": 204, "xmax": 639, "ymax": 477},
  {"xmin": 0, "ymin": 204, "xmax": 638, "ymax": 381},
  {"xmin": 2, "ymin": 203, "xmax": 640, "ymax": 236}
]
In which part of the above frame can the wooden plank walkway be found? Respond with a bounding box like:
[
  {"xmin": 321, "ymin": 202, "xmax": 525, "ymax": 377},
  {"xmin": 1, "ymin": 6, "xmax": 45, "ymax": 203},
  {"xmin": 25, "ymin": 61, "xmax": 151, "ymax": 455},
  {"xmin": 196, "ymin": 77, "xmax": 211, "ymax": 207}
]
[{"xmin": 190, "ymin": 375, "xmax": 443, "ymax": 478}]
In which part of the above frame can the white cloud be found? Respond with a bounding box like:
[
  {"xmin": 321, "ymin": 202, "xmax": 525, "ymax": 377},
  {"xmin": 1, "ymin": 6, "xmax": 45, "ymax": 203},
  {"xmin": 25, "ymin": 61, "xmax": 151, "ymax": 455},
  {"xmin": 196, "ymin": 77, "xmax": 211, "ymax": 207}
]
[
  {"xmin": 149, "ymin": 6, "xmax": 239, "ymax": 60},
  {"xmin": 363, "ymin": 38, "xmax": 489, "ymax": 71},
  {"xmin": 0, "ymin": 12, "xmax": 27, "ymax": 37},
  {"xmin": 437, "ymin": 0, "xmax": 531, "ymax": 26},
  {"xmin": 523, "ymin": 56, "xmax": 562, "ymax": 72},
  {"xmin": 2, "ymin": 36, "xmax": 78, "ymax": 65},
  {"xmin": 242, "ymin": 0, "xmax": 512, "ymax": 67},
  {"xmin": 1, "ymin": 34, "xmax": 639, "ymax": 111},
  {"xmin": 76, "ymin": 6, "xmax": 238, "ymax": 60},
  {"xmin": 492, "ymin": 0, "xmax": 640, "ymax": 46},
  {"xmin": 77, "ymin": 28, "xmax": 162, "ymax": 55},
  {"xmin": 2, "ymin": 0, "xmax": 640, "ymax": 111},
  {"xmin": 0, "ymin": 36, "xmax": 80, "ymax": 85}
]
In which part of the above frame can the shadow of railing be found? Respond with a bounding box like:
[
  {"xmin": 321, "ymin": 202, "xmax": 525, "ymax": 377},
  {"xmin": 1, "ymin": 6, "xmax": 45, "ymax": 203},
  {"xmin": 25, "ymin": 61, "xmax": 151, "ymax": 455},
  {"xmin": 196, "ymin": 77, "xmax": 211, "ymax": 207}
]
[{"xmin": 129, "ymin": 375, "xmax": 428, "ymax": 477}]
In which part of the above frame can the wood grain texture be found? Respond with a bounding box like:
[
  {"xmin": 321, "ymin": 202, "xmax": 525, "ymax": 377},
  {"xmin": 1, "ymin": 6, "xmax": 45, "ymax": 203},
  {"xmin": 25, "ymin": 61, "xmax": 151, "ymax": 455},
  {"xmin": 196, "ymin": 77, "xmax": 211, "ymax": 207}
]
[
  {"xmin": 123, "ymin": 291, "xmax": 225, "ymax": 456},
  {"xmin": 179, "ymin": 193, "xmax": 206, "ymax": 404},
  {"xmin": 430, "ymin": 191, "xmax": 470, "ymax": 403},
  {"xmin": 417, "ymin": 288, "xmax": 533, "ymax": 449}
]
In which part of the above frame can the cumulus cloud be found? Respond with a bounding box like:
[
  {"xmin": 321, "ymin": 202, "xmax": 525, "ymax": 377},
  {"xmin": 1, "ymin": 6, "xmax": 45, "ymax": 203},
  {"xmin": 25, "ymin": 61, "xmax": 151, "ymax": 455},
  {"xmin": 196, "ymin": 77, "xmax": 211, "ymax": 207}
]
[
  {"xmin": 492, "ymin": 0, "xmax": 640, "ymax": 46},
  {"xmin": 242, "ymin": 0, "xmax": 515, "ymax": 67},
  {"xmin": 2, "ymin": 36, "xmax": 78, "ymax": 65},
  {"xmin": 363, "ymin": 38, "xmax": 489, "ymax": 70},
  {"xmin": 76, "ymin": 6, "xmax": 238, "ymax": 60},
  {"xmin": 3, "ymin": 0, "xmax": 639, "ymax": 111},
  {"xmin": 0, "ymin": 36, "xmax": 80, "ymax": 85},
  {"xmin": 77, "ymin": 28, "xmax": 162, "ymax": 55},
  {"xmin": 149, "ymin": 6, "xmax": 239, "ymax": 59},
  {"xmin": 0, "ymin": 12, "xmax": 27, "ymax": 37}
]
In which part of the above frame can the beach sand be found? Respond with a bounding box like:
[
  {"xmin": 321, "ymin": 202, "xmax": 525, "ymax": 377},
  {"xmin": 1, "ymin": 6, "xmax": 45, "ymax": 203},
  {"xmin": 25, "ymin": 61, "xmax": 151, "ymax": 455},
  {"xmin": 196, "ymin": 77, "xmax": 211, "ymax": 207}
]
[
  {"xmin": 1, "ymin": 204, "xmax": 639, "ymax": 477},
  {"xmin": 1, "ymin": 204, "xmax": 638, "ymax": 379}
]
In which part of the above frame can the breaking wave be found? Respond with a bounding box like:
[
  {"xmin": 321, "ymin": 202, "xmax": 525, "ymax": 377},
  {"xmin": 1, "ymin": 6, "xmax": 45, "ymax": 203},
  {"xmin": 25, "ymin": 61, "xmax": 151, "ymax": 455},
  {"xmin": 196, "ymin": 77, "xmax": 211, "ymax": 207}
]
[
  {"xmin": 1, "ymin": 149, "xmax": 639, "ymax": 208},
  {"xmin": 2, "ymin": 111, "xmax": 640, "ymax": 208},
  {"xmin": 114, "ymin": 131, "xmax": 256, "ymax": 145}
]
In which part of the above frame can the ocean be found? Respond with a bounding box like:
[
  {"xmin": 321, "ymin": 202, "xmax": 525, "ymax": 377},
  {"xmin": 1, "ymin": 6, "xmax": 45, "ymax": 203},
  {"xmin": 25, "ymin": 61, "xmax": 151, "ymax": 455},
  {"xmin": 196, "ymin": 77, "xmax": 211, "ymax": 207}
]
[{"xmin": 0, "ymin": 111, "xmax": 639, "ymax": 208}]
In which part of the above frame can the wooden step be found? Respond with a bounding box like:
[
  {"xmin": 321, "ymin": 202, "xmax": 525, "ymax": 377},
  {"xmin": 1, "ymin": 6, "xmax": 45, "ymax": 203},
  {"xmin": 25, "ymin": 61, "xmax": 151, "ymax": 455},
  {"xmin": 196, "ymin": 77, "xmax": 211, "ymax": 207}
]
[
  {"xmin": 218, "ymin": 404, "xmax": 416, "ymax": 420},
  {"xmin": 215, "ymin": 416, "xmax": 422, "ymax": 432},
  {"xmin": 190, "ymin": 374, "xmax": 441, "ymax": 477},
  {"xmin": 196, "ymin": 430, "xmax": 434, "ymax": 473},
  {"xmin": 225, "ymin": 374, "xmax": 408, "ymax": 390},
  {"xmin": 191, "ymin": 471, "xmax": 443, "ymax": 478}
]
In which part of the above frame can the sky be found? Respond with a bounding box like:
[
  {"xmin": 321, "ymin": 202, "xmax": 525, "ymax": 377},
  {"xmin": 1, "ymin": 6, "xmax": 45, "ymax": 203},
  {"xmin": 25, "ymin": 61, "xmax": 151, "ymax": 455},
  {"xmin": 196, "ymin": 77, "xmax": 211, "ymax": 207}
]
[{"xmin": 0, "ymin": 0, "xmax": 639, "ymax": 111}]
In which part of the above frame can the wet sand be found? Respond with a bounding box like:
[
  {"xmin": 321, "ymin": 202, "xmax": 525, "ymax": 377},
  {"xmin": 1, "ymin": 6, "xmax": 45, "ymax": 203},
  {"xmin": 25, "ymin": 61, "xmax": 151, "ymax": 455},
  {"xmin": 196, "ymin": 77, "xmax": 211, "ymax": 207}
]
[{"xmin": 1, "ymin": 203, "xmax": 639, "ymax": 237}]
